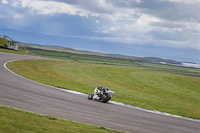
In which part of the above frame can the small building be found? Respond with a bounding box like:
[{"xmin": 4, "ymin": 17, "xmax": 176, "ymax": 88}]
[{"xmin": 7, "ymin": 41, "xmax": 19, "ymax": 51}]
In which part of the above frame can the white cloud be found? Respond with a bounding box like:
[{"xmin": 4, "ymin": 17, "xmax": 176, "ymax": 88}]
[
  {"xmin": 110, "ymin": 26, "xmax": 121, "ymax": 31},
  {"xmin": 12, "ymin": 1, "xmax": 20, "ymax": 8},
  {"xmin": 2, "ymin": 0, "xmax": 8, "ymax": 4},
  {"xmin": 14, "ymin": 13, "xmax": 24, "ymax": 19},
  {"xmin": 18, "ymin": 0, "xmax": 96, "ymax": 17},
  {"xmin": 96, "ymin": 20, "xmax": 100, "ymax": 24},
  {"xmin": 6, "ymin": 0, "xmax": 138, "ymax": 21}
]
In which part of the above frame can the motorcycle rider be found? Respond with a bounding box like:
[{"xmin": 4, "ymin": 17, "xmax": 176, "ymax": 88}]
[
  {"xmin": 105, "ymin": 87, "xmax": 110, "ymax": 91},
  {"xmin": 95, "ymin": 86, "xmax": 110, "ymax": 95},
  {"xmin": 88, "ymin": 86, "xmax": 114, "ymax": 102},
  {"xmin": 93, "ymin": 86, "xmax": 106, "ymax": 98},
  {"xmin": 95, "ymin": 86, "xmax": 104, "ymax": 95}
]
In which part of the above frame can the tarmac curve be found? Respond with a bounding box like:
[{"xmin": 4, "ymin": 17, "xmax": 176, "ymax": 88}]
[{"xmin": 0, "ymin": 52, "xmax": 200, "ymax": 133}]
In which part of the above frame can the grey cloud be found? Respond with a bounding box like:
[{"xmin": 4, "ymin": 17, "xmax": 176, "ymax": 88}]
[
  {"xmin": 46, "ymin": 0, "xmax": 200, "ymax": 22},
  {"xmin": 138, "ymin": 0, "xmax": 200, "ymax": 23},
  {"xmin": 150, "ymin": 21, "xmax": 183, "ymax": 29},
  {"xmin": 43, "ymin": 0, "xmax": 136, "ymax": 14}
]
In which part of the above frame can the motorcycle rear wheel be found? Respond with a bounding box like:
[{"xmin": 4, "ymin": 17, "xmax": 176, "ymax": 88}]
[{"xmin": 88, "ymin": 93, "xmax": 94, "ymax": 100}]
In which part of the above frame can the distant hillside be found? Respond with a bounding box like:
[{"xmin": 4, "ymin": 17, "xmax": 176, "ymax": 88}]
[{"xmin": 20, "ymin": 43, "xmax": 182, "ymax": 65}]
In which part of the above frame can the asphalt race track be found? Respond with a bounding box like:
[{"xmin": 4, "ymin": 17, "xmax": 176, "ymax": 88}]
[{"xmin": 0, "ymin": 52, "xmax": 200, "ymax": 133}]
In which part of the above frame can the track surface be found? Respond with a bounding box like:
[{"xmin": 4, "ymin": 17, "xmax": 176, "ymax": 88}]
[{"xmin": 0, "ymin": 52, "xmax": 200, "ymax": 133}]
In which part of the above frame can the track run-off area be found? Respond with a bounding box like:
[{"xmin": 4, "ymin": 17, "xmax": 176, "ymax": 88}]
[{"xmin": 0, "ymin": 52, "xmax": 200, "ymax": 133}]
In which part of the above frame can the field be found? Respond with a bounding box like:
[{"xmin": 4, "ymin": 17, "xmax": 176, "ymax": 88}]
[
  {"xmin": 0, "ymin": 106, "xmax": 123, "ymax": 133},
  {"xmin": 26, "ymin": 48, "xmax": 200, "ymax": 77}
]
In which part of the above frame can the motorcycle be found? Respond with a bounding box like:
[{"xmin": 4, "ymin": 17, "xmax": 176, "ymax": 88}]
[{"xmin": 88, "ymin": 87, "xmax": 115, "ymax": 103}]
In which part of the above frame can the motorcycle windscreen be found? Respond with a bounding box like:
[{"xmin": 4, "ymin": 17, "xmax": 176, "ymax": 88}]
[{"xmin": 107, "ymin": 91, "xmax": 115, "ymax": 95}]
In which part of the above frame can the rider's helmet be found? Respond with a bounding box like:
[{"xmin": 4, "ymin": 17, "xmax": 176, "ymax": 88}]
[
  {"xmin": 97, "ymin": 86, "xmax": 103, "ymax": 90},
  {"xmin": 105, "ymin": 87, "xmax": 110, "ymax": 91}
]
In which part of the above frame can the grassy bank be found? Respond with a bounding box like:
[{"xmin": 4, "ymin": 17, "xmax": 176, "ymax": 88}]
[
  {"xmin": 0, "ymin": 106, "xmax": 124, "ymax": 133},
  {"xmin": 0, "ymin": 38, "xmax": 30, "ymax": 55},
  {"xmin": 7, "ymin": 60, "xmax": 200, "ymax": 119}
]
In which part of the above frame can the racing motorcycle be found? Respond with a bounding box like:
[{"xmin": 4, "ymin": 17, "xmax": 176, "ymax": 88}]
[{"xmin": 88, "ymin": 87, "xmax": 115, "ymax": 103}]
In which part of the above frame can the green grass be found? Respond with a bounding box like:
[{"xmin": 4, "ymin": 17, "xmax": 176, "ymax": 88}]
[
  {"xmin": 0, "ymin": 38, "xmax": 8, "ymax": 47},
  {"xmin": 0, "ymin": 106, "xmax": 124, "ymax": 133},
  {"xmin": 27, "ymin": 48, "xmax": 200, "ymax": 77},
  {"xmin": 7, "ymin": 60, "xmax": 200, "ymax": 119}
]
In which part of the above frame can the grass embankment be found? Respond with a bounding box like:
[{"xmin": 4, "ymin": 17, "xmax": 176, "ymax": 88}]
[
  {"xmin": 0, "ymin": 106, "xmax": 123, "ymax": 133},
  {"xmin": 0, "ymin": 38, "xmax": 30, "ymax": 55},
  {"xmin": 7, "ymin": 60, "xmax": 200, "ymax": 119}
]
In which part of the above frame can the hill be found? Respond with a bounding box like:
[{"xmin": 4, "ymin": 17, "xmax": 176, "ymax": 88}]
[
  {"xmin": 0, "ymin": 36, "xmax": 183, "ymax": 65},
  {"xmin": 20, "ymin": 43, "xmax": 182, "ymax": 65}
]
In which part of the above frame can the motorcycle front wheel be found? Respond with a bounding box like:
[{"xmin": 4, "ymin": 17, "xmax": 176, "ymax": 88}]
[{"xmin": 100, "ymin": 93, "xmax": 111, "ymax": 103}]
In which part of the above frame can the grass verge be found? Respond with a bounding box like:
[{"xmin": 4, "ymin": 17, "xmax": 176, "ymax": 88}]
[
  {"xmin": 0, "ymin": 105, "xmax": 124, "ymax": 133},
  {"xmin": 7, "ymin": 60, "xmax": 200, "ymax": 119}
]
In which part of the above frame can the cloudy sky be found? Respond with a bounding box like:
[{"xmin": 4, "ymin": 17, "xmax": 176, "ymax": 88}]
[{"xmin": 0, "ymin": 0, "xmax": 200, "ymax": 62}]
